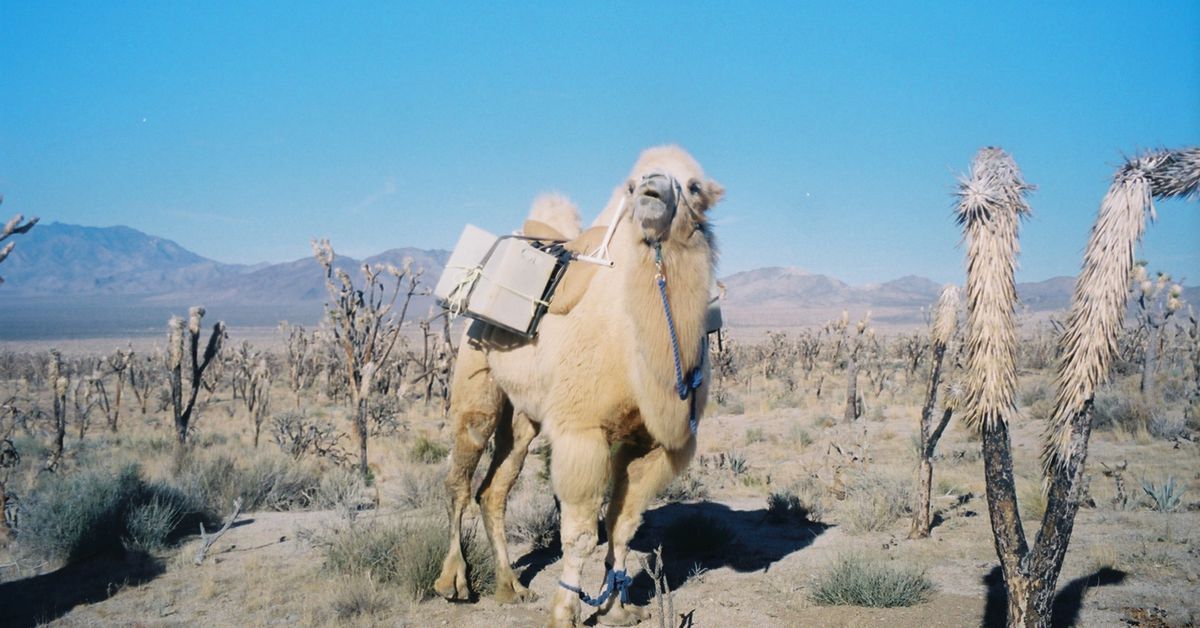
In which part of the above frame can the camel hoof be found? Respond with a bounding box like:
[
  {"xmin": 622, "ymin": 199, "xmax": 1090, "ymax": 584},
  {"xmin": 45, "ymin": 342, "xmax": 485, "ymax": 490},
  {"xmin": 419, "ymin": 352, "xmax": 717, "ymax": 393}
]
[
  {"xmin": 494, "ymin": 580, "xmax": 538, "ymax": 604},
  {"xmin": 434, "ymin": 570, "xmax": 470, "ymax": 601},
  {"xmin": 595, "ymin": 604, "xmax": 649, "ymax": 626}
]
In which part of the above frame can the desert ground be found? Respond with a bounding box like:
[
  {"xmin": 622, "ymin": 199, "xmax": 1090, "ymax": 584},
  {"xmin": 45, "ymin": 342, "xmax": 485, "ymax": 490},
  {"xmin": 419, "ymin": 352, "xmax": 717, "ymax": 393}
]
[{"xmin": 0, "ymin": 317, "xmax": 1196, "ymax": 628}]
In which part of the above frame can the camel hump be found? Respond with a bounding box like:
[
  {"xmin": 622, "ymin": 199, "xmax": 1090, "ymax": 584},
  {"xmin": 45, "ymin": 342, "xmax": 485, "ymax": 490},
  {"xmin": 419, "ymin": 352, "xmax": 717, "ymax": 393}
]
[
  {"xmin": 548, "ymin": 226, "xmax": 607, "ymax": 315},
  {"xmin": 526, "ymin": 193, "xmax": 581, "ymax": 240}
]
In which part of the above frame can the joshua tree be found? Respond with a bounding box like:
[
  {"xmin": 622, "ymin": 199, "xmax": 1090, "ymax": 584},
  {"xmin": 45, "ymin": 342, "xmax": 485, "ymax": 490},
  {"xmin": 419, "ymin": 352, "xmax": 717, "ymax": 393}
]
[
  {"xmin": 247, "ymin": 358, "xmax": 272, "ymax": 448},
  {"xmin": 909, "ymin": 285, "xmax": 960, "ymax": 539},
  {"xmin": 313, "ymin": 239, "xmax": 422, "ymax": 478},
  {"xmin": 279, "ymin": 321, "xmax": 314, "ymax": 408},
  {"xmin": 1128, "ymin": 263, "xmax": 1185, "ymax": 398},
  {"xmin": 45, "ymin": 350, "xmax": 69, "ymax": 471},
  {"xmin": 167, "ymin": 307, "xmax": 226, "ymax": 455},
  {"xmin": 957, "ymin": 146, "xmax": 1198, "ymax": 627},
  {"xmin": 842, "ymin": 312, "xmax": 872, "ymax": 422},
  {"xmin": 0, "ymin": 196, "xmax": 38, "ymax": 285}
]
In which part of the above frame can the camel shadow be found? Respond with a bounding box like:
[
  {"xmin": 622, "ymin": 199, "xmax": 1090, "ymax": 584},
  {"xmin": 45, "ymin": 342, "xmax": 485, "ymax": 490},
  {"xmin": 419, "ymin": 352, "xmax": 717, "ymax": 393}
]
[
  {"xmin": 981, "ymin": 565, "xmax": 1127, "ymax": 628},
  {"xmin": 626, "ymin": 501, "xmax": 826, "ymax": 603},
  {"xmin": 514, "ymin": 501, "xmax": 825, "ymax": 601},
  {"xmin": 0, "ymin": 551, "xmax": 166, "ymax": 628}
]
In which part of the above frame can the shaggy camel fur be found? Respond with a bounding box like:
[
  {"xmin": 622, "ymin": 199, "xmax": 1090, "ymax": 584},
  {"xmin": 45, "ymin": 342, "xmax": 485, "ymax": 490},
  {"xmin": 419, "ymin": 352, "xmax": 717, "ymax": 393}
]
[{"xmin": 435, "ymin": 146, "xmax": 723, "ymax": 627}]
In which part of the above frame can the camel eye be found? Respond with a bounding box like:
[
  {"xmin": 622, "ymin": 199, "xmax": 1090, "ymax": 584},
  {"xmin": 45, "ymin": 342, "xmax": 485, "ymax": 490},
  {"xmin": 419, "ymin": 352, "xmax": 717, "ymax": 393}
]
[
  {"xmin": 627, "ymin": 180, "xmax": 636, "ymax": 194},
  {"xmin": 688, "ymin": 180, "xmax": 702, "ymax": 195}
]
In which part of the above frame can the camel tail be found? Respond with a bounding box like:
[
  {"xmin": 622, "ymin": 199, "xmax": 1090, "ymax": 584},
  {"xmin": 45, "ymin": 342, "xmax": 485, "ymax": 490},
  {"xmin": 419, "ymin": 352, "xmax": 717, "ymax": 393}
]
[{"xmin": 528, "ymin": 193, "xmax": 582, "ymax": 240}]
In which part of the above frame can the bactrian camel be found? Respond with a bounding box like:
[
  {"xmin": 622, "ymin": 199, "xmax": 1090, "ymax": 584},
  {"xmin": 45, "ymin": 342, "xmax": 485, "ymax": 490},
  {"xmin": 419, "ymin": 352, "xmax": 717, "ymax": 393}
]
[{"xmin": 435, "ymin": 146, "xmax": 723, "ymax": 627}]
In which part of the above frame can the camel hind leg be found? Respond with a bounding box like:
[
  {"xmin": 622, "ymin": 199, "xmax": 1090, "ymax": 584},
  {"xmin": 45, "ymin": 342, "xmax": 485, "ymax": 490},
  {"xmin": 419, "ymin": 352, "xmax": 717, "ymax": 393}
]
[
  {"xmin": 596, "ymin": 436, "xmax": 697, "ymax": 626},
  {"xmin": 435, "ymin": 344, "xmax": 504, "ymax": 601},
  {"xmin": 476, "ymin": 409, "xmax": 540, "ymax": 603}
]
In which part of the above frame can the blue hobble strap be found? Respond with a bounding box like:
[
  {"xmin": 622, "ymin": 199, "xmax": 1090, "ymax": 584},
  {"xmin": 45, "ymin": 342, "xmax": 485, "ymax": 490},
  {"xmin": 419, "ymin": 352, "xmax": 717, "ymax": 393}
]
[{"xmin": 559, "ymin": 568, "xmax": 632, "ymax": 607}]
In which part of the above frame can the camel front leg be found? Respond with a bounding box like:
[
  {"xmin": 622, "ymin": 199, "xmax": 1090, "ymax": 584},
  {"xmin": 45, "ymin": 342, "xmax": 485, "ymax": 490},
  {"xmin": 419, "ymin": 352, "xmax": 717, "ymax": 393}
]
[
  {"xmin": 548, "ymin": 427, "xmax": 609, "ymax": 628},
  {"xmin": 597, "ymin": 436, "xmax": 697, "ymax": 626},
  {"xmin": 476, "ymin": 409, "xmax": 540, "ymax": 604},
  {"xmin": 436, "ymin": 346, "xmax": 505, "ymax": 601}
]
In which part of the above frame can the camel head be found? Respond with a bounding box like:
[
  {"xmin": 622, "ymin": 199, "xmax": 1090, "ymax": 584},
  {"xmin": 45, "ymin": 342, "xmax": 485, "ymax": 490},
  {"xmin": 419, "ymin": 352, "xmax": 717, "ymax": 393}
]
[{"xmin": 624, "ymin": 146, "xmax": 724, "ymax": 248}]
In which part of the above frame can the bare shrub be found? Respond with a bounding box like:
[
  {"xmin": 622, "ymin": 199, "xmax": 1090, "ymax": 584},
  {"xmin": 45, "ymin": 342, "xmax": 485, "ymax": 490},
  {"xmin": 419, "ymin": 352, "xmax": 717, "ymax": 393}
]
[
  {"xmin": 270, "ymin": 411, "xmax": 348, "ymax": 464},
  {"xmin": 811, "ymin": 553, "xmax": 933, "ymax": 608}
]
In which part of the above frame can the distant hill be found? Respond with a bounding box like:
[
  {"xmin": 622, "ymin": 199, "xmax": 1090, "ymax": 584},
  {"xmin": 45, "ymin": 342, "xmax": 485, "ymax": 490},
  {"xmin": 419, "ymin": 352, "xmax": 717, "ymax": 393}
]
[{"xmin": 1, "ymin": 222, "xmax": 1196, "ymax": 340}]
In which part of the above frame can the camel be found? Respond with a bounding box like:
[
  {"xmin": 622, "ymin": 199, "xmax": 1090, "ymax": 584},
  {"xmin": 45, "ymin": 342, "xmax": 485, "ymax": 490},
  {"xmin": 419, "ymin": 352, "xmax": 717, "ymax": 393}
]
[{"xmin": 434, "ymin": 146, "xmax": 723, "ymax": 627}]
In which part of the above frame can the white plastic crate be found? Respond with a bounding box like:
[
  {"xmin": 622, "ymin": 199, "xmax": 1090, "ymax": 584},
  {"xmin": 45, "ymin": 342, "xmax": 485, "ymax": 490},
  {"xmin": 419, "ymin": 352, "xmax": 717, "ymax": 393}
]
[{"xmin": 435, "ymin": 225, "xmax": 561, "ymax": 336}]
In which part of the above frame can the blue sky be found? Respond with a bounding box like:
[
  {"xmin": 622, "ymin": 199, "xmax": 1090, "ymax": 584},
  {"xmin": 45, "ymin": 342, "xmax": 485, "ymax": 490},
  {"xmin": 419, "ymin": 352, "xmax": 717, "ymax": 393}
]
[{"xmin": 2, "ymin": 2, "xmax": 1197, "ymax": 285}]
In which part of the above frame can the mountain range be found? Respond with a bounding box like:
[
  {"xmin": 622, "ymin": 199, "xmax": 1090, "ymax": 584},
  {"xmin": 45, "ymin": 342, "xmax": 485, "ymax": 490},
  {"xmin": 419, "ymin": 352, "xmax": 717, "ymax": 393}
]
[{"xmin": 0, "ymin": 222, "xmax": 1193, "ymax": 339}]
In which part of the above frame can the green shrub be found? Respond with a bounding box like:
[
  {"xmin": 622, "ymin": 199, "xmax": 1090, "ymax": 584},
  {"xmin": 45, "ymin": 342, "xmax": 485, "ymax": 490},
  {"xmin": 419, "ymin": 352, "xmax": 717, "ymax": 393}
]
[
  {"xmin": 410, "ymin": 435, "xmax": 449, "ymax": 464},
  {"xmin": 18, "ymin": 465, "xmax": 205, "ymax": 563},
  {"xmin": 811, "ymin": 554, "xmax": 933, "ymax": 607},
  {"xmin": 744, "ymin": 427, "xmax": 767, "ymax": 445},
  {"xmin": 322, "ymin": 519, "xmax": 494, "ymax": 600},
  {"xmin": 19, "ymin": 465, "xmax": 142, "ymax": 562}
]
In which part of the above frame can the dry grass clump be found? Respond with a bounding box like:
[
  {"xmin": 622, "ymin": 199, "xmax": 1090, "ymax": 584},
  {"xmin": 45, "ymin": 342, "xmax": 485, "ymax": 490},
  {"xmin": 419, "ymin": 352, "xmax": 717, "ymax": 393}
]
[
  {"xmin": 507, "ymin": 488, "xmax": 559, "ymax": 550},
  {"xmin": 389, "ymin": 464, "xmax": 444, "ymax": 510},
  {"xmin": 176, "ymin": 453, "xmax": 325, "ymax": 512},
  {"xmin": 321, "ymin": 518, "xmax": 494, "ymax": 601},
  {"xmin": 328, "ymin": 575, "xmax": 391, "ymax": 620},
  {"xmin": 409, "ymin": 434, "xmax": 449, "ymax": 464},
  {"xmin": 767, "ymin": 478, "xmax": 827, "ymax": 524},
  {"xmin": 810, "ymin": 553, "xmax": 933, "ymax": 608},
  {"xmin": 841, "ymin": 472, "xmax": 911, "ymax": 534},
  {"xmin": 659, "ymin": 472, "xmax": 710, "ymax": 503},
  {"xmin": 1092, "ymin": 391, "xmax": 1156, "ymax": 434}
]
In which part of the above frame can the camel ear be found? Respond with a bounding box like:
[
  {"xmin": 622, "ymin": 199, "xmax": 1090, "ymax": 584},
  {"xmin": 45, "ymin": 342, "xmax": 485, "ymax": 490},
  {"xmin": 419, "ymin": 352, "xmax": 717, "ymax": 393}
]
[{"xmin": 703, "ymin": 179, "xmax": 725, "ymax": 208}]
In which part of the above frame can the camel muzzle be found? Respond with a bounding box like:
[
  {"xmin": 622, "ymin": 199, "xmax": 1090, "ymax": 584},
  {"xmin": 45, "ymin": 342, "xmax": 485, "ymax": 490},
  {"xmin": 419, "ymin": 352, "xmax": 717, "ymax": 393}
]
[{"xmin": 632, "ymin": 172, "xmax": 678, "ymax": 243}]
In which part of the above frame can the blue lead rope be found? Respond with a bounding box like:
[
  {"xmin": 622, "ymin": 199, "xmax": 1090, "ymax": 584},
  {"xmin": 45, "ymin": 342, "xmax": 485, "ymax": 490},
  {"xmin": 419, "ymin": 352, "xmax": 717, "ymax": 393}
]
[
  {"xmin": 654, "ymin": 244, "xmax": 706, "ymax": 434},
  {"xmin": 559, "ymin": 568, "xmax": 632, "ymax": 607}
]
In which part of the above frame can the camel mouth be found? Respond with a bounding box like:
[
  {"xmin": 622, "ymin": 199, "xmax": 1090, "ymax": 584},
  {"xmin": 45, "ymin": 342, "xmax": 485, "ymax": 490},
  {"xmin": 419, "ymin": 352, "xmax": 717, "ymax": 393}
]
[{"xmin": 632, "ymin": 173, "xmax": 678, "ymax": 243}]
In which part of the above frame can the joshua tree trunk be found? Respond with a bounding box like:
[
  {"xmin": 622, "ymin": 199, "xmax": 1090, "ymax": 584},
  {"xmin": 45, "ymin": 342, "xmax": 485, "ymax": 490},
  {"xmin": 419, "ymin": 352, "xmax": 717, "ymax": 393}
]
[
  {"xmin": 46, "ymin": 351, "xmax": 68, "ymax": 471},
  {"xmin": 842, "ymin": 356, "xmax": 859, "ymax": 423},
  {"xmin": 1140, "ymin": 325, "xmax": 1159, "ymax": 398}
]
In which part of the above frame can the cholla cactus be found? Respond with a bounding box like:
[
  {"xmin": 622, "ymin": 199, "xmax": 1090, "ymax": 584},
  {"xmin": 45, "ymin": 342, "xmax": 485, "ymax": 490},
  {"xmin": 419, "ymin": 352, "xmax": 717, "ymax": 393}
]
[{"xmin": 0, "ymin": 196, "xmax": 39, "ymax": 285}]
